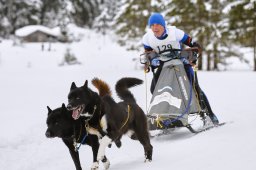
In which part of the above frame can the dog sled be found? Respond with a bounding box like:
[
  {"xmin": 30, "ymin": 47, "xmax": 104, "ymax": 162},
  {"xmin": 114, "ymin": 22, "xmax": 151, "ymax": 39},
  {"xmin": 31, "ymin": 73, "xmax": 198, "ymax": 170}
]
[{"xmin": 141, "ymin": 47, "xmax": 220, "ymax": 136}]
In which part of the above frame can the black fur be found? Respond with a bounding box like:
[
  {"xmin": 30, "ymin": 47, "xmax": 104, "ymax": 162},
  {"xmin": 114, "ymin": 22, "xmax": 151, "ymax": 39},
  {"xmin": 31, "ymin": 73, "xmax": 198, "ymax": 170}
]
[
  {"xmin": 115, "ymin": 77, "xmax": 153, "ymax": 160},
  {"xmin": 115, "ymin": 77, "xmax": 143, "ymax": 103},
  {"xmin": 45, "ymin": 103, "xmax": 108, "ymax": 170},
  {"xmin": 67, "ymin": 77, "xmax": 153, "ymax": 162}
]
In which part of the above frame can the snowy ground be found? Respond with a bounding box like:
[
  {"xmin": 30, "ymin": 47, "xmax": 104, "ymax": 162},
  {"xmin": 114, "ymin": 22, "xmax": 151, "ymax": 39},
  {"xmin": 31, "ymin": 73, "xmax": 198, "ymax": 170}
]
[{"xmin": 0, "ymin": 28, "xmax": 256, "ymax": 170}]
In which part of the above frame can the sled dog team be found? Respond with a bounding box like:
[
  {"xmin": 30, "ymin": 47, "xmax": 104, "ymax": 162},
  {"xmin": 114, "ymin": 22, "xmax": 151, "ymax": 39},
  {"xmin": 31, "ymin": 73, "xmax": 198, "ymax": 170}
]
[{"xmin": 45, "ymin": 77, "xmax": 153, "ymax": 170}]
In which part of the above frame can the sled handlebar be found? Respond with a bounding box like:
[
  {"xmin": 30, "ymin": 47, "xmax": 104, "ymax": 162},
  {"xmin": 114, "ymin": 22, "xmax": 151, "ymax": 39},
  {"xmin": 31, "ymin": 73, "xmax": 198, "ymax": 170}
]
[{"xmin": 140, "ymin": 47, "xmax": 200, "ymax": 65}]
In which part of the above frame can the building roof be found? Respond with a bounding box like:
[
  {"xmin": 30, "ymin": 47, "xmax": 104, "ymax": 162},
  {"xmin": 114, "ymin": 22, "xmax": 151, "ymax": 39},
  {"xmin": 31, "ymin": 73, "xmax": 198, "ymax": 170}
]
[{"xmin": 15, "ymin": 25, "xmax": 60, "ymax": 37}]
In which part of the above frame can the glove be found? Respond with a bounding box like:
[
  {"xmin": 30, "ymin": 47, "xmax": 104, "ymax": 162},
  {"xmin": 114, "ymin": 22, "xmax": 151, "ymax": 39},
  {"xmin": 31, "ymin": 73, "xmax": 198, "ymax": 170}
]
[
  {"xmin": 180, "ymin": 50, "xmax": 197, "ymax": 65},
  {"xmin": 192, "ymin": 42, "xmax": 202, "ymax": 55},
  {"xmin": 151, "ymin": 58, "xmax": 160, "ymax": 67},
  {"xmin": 144, "ymin": 64, "xmax": 150, "ymax": 73},
  {"xmin": 146, "ymin": 51, "xmax": 158, "ymax": 60},
  {"xmin": 191, "ymin": 51, "xmax": 198, "ymax": 64}
]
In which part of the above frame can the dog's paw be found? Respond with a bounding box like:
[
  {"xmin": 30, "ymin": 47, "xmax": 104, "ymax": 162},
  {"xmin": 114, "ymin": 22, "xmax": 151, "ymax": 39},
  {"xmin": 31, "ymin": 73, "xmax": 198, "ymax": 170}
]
[
  {"xmin": 91, "ymin": 161, "xmax": 99, "ymax": 170},
  {"xmin": 144, "ymin": 158, "xmax": 152, "ymax": 163},
  {"xmin": 102, "ymin": 159, "xmax": 110, "ymax": 170},
  {"xmin": 115, "ymin": 140, "xmax": 122, "ymax": 148}
]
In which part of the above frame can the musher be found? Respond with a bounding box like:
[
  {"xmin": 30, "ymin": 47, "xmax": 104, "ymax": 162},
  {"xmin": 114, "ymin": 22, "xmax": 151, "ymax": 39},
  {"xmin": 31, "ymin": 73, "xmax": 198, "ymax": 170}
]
[{"xmin": 142, "ymin": 12, "xmax": 219, "ymax": 124}]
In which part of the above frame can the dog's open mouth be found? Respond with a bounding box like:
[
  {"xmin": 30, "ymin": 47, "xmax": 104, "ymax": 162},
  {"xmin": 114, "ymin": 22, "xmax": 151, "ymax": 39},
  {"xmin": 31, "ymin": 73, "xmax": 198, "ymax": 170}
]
[{"xmin": 70, "ymin": 105, "xmax": 85, "ymax": 120}]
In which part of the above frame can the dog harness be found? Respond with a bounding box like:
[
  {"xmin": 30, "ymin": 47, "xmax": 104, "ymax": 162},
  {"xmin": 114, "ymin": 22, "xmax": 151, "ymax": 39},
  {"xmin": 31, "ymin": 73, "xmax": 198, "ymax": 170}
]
[
  {"xmin": 120, "ymin": 104, "xmax": 131, "ymax": 129},
  {"xmin": 73, "ymin": 124, "xmax": 88, "ymax": 152}
]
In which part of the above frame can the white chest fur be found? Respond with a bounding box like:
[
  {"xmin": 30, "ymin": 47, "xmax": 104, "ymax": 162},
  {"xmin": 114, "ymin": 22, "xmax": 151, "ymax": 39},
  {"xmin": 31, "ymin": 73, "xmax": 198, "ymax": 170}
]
[{"xmin": 85, "ymin": 115, "xmax": 108, "ymax": 138}]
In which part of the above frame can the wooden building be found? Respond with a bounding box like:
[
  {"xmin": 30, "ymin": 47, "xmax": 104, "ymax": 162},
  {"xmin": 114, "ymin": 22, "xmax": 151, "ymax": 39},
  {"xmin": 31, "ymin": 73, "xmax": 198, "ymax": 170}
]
[{"xmin": 15, "ymin": 25, "xmax": 60, "ymax": 42}]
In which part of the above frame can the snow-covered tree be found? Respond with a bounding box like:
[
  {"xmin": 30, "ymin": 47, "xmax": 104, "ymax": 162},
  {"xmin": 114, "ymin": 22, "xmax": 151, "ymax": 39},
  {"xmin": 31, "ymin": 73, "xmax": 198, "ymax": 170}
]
[
  {"xmin": 164, "ymin": 0, "xmax": 202, "ymax": 67},
  {"xmin": 70, "ymin": 0, "xmax": 100, "ymax": 27},
  {"xmin": 113, "ymin": 0, "xmax": 153, "ymax": 50},
  {"xmin": 93, "ymin": 0, "xmax": 121, "ymax": 35},
  {"xmin": 229, "ymin": 0, "xmax": 256, "ymax": 71},
  {"xmin": 0, "ymin": 0, "xmax": 9, "ymax": 37},
  {"xmin": 36, "ymin": 0, "xmax": 63, "ymax": 27},
  {"xmin": 166, "ymin": 0, "xmax": 250, "ymax": 71},
  {"xmin": 1, "ymin": 0, "xmax": 40, "ymax": 36}
]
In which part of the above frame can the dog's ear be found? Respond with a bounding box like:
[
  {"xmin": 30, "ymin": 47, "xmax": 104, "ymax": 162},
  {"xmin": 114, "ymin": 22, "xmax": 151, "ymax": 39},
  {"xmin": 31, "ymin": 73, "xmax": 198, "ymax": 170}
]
[
  {"xmin": 47, "ymin": 106, "xmax": 52, "ymax": 115},
  {"xmin": 61, "ymin": 103, "xmax": 66, "ymax": 109},
  {"xmin": 71, "ymin": 82, "xmax": 77, "ymax": 90},
  {"xmin": 83, "ymin": 80, "xmax": 88, "ymax": 88}
]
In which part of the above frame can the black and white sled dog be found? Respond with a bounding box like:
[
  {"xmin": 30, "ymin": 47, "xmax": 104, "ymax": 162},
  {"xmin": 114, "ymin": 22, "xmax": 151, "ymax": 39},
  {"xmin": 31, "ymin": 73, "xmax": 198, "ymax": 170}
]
[
  {"xmin": 67, "ymin": 77, "xmax": 153, "ymax": 165},
  {"xmin": 45, "ymin": 103, "xmax": 110, "ymax": 170}
]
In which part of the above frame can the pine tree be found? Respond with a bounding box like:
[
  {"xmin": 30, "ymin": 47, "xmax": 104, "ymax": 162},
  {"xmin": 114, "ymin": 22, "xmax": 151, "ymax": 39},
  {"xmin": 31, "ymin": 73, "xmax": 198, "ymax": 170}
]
[
  {"xmin": 37, "ymin": 0, "xmax": 63, "ymax": 27},
  {"xmin": 3, "ymin": 0, "xmax": 41, "ymax": 35},
  {"xmin": 70, "ymin": 0, "xmax": 100, "ymax": 27},
  {"xmin": 200, "ymin": 0, "xmax": 234, "ymax": 71},
  {"xmin": 165, "ymin": 0, "xmax": 196, "ymax": 32},
  {"xmin": 229, "ymin": 1, "xmax": 256, "ymax": 71},
  {"xmin": 0, "ymin": 0, "xmax": 9, "ymax": 37},
  {"xmin": 192, "ymin": 0, "xmax": 210, "ymax": 70},
  {"xmin": 114, "ymin": 0, "xmax": 152, "ymax": 50},
  {"xmin": 207, "ymin": 0, "xmax": 223, "ymax": 70},
  {"xmin": 93, "ymin": 0, "xmax": 121, "ymax": 35},
  {"xmin": 165, "ymin": 0, "xmax": 206, "ymax": 68}
]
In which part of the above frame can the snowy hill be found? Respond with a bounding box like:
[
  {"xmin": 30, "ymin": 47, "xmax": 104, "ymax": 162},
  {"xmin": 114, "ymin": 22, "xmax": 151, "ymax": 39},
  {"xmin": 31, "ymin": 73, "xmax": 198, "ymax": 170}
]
[{"xmin": 0, "ymin": 27, "xmax": 256, "ymax": 170}]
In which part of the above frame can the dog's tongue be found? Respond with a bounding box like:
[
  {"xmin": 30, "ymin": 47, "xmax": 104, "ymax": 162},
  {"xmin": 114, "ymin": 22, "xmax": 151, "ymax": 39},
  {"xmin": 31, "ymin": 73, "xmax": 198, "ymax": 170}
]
[{"xmin": 72, "ymin": 110, "xmax": 79, "ymax": 120}]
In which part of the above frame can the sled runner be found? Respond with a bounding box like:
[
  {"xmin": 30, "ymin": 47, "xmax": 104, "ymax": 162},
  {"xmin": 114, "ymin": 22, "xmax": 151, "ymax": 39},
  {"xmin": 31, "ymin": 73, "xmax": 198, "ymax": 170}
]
[{"xmin": 141, "ymin": 47, "xmax": 219, "ymax": 136}]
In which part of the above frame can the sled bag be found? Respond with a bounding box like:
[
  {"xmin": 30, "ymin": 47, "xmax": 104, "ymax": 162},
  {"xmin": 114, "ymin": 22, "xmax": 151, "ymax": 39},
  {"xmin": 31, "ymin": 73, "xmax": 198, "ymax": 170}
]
[{"xmin": 148, "ymin": 59, "xmax": 201, "ymax": 125}]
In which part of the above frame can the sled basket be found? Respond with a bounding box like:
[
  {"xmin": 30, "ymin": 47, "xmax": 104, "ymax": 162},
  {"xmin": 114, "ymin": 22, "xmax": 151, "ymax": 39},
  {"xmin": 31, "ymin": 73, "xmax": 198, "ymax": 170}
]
[{"xmin": 147, "ymin": 59, "xmax": 201, "ymax": 130}]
